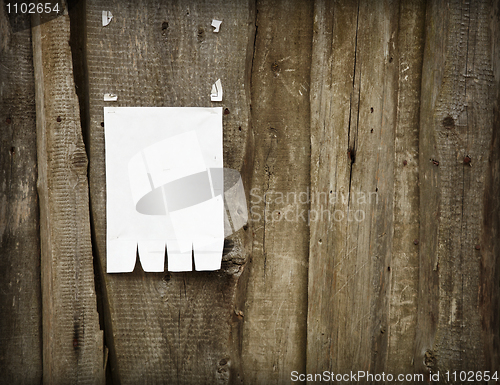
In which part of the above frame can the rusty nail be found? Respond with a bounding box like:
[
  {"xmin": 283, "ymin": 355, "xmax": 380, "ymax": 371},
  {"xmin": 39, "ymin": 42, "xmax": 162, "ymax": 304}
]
[
  {"xmin": 413, "ymin": 239, "xmax": 419, "ymax": 245},
  {"xmin": 56, "ymin": 116, "xmax": 62, "ymax": 122},
  {"xmin": 431, "ymin": 159, "xmax": 439, "ymax": 166},
  {"xmin": 403, "ymin": 160, "xmax": 408, "ymax": 166},
  {"xmin": 224, "ymin": 108, "xmax": 230, "ymax": 115},
  {"xmin": 464, "ymin": 155, "xmax": 471, "ymax": 164},
  {"xmin": 6, "ymin": 117, "xmax": 11, "ymax": 124},
  {"xmin": 475, "ymin": 244, "xmax": 481, "ymax": 250}
]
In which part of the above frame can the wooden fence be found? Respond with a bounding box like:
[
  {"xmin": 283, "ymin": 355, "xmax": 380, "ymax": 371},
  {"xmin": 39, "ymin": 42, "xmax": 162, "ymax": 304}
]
[{"xmin": 1, "ymin": 0, "xmax": 499, "ymax": 383}]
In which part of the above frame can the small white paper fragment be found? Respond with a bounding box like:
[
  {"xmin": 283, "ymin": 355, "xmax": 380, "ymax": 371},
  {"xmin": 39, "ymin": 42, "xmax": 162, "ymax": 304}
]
[
  {"xmin": 211, "ymin": 19, "xmax": 222, "ymax": 33},
  {"xmin": 104, "ymin": 93, "xmax": 118, "ymax": 101},
  {"xmin": 102, "ymin": 11, "xmax": 113, "ymax": 26},
  {"xmin": 211, "ymin": 79, "xmax": 223, "ymax": 102},
  {"xmin": 104, "ymin": 107, "xmax": 224, "ymax": 273}
]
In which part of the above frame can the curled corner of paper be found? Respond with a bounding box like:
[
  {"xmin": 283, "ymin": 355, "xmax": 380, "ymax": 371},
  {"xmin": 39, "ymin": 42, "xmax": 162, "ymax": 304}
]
[
  {"xmin": 104, "ymin": 93, "xmax": 118, "ymax": 101},
  {"xmin": 211, "ymin": 19, "xmax": 222, "ymax": 33},
  {"xmin": 211, "ymin": 79, "xmax": 223, "ymax": 102},
  {"xmin": 102, "ymin": 11, "xmax": 113, "ymax": 26}
]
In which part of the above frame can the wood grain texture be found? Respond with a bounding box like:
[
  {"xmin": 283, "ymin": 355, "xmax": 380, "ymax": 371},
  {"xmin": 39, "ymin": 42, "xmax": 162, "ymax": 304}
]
[
  {"xmin": 0, "ymin": 4, "xmax": 42, "ymax": 383},
  {"xmin": 386, "ymin": 0, "xmax": 425, "ymax": 377},
  {"xmin": 32, "ymin": 6, "xmax": 104, "ymax": 383},
  {"xmin": 84, "ymin": 1, "xmax": 254, "ymax": 383},
  {"xmin": 415, "ymin": 0, "xmax": 500, "ymax": 375},
  {"xmin": 1, "ymin": 0, "xmax": 493, "ymax": 382},
  {"xmin": 307, "ymin": 0, "xmax": 426, "ymax": 376},
  {"xmin": 242, "ymin": 0, "xmax": 313, "ymax": 382}
]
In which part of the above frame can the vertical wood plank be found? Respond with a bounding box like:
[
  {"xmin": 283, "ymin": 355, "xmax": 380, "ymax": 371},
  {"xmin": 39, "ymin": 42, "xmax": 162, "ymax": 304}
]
[
  {"xmin": 0, "ymin": 4, "xmax": 42, "ymax": 383},
  {"xmin": 415, "ymin": 0, "xmax": 500, "ymax": 374},
  {"xmin": 386, "ymin": 0, "xmax": 426, "ymax": 376},
  {"xmin": 307, "ymin": 0, "xmax": 426, "ymax": 376},
  {"xmin": 84, "ymin": 1, "xmax": 254, "ymax": 383},
  {"xmin": 242, "ymin": 0, "xmax": 313, "ymax": 382},
  {"xmin": 32, "ymin": 6, "xmax": 104, "ymax": 383}
]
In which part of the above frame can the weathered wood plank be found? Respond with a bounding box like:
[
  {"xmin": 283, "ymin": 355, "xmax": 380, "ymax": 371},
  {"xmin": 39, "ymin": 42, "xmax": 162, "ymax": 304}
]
[
  {"xmin": 31, "ymin": 6, "xmax": 104, "ymax": 383},
  {"xmin": 386, "ymin": 0, "xmax": 426, "ymax": 377},
  {"xmin": 307, "ymin": 0, "xmax": 425, "ymax": 376},
  {"xmin": 0, "ymin": 5, "xmax": 42, "ymax": 383},
  {"xmin": 242, "ymin": 0, "xmax": 313, "ymax": 382},
  {"xmin": 84, "ymin": 1, "xmax": 254, "ymax": 383},
  {"xmin": 415, "ymin": 0, "xmax": 500, "ymax": 375}
]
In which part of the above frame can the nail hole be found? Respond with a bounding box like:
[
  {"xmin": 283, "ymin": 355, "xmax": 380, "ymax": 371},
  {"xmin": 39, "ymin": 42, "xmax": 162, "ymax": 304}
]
[
  {"xmin": 389, "ymin": 57, "xmax": 393, "ymax": 63},
  {"xmin": 100, "ymin": 122, "xmax": 104, "ymax": 127},
  {"xmin": 9, "ymin": 147, "xmax": 15, "ymax": 155},
  {"xmin": 403, "ymin": 160, "xmax": 407, "ymax": 166},
  {"xmin": 161, "ymin": 21, "xmax": 168, "ymax": 31},
  {"xmin": 56, "ymin": 116, "xmax": 62, "ymax": 122},
  {"xmin": 387, "ymin": 266, "xmax": 391, "ymax": 271},
  {"xmin": 370, "ymin": 128, "xmax": 374, "ymax": 133},
  {"xmin": 238, "ymin": 126, "xmax": 242, "ymax": 131},
  {"xmin": 6, "ymin": 117, "xmax": 11, "ymax": 124},
  {"xmin": 370, "ymin": 107, "xmax": 374, "ymax": 113},
  {"xmin": 442, "ymin": 116, "xmax": 455, "ymax": 129},
  {"xmin": 224, "ymin": 108, "xmax": 230, "ymax": 115}
]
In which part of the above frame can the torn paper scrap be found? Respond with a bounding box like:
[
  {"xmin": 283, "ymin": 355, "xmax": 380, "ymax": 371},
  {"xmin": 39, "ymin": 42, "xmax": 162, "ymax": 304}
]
[
  {"xmin": 102, "ymin": 11, "xmax": 113, "ymax": 26},
  {"xmin": 211, "ymin": 19, "xmax": 222, "ymax": 32},
  {"xmin": 211, "ymin": 79, "xmax": 223, "ymax": 102},
  {"xmin": 104, "ymin": 93, "xmax": 118, "ymax": 101},
  {"xmin": 104, "ymin": 107, "xmax": 225, "ymax": 273}
]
